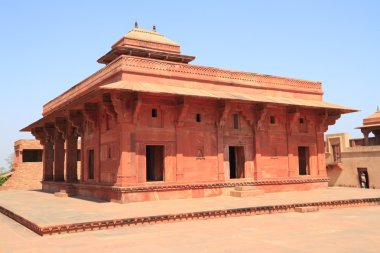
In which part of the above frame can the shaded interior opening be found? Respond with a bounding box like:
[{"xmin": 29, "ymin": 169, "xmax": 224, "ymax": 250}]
[
  {"xmin": 22, "ymin": 149, "xmax": 43, "ymax": 162},
  {"xmin": 196, "ymin": 113, "xmax": 201, "ymax": 122},
  {"xmin": 298, "ymin": 146, "xmax": 309, "ymax": 175},
  {"xmin": 146, "ymin": 145, "xmax": 164, "ymax": 181},
  {"xmin": 88, "ymin": 149, "xmax": 94, "ymax": 179},
  {"xmin": 357, "ymin": 168, "xmax": 369, "ymax": 188},
  {"xmin": 229, "ymin": 146, "xmax": 245, "ymax": 179},
  {"xmin": 233, "ymin": 114, "xmax": 239, "ymax": 129}
]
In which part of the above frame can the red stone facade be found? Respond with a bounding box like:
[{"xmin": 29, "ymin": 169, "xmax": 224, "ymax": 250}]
[{"xmin": 22, "ymin": 25, "xmax": 355, "ymax": 203}]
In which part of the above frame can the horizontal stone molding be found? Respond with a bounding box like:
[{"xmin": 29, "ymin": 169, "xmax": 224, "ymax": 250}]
[
  {"xmin": 42, "ymin": 177, "xmax": 329, "ymax": 193},
  {"xmin": 121, "ymin": 56, "xmax": 322, "ymax": 92},
  {"xmin": 42, "ymin": 55, "xmax": 322, "ymax": 116},
  {"xmin": 111, "ymin": 177, "xmax": 329, "ymax": 193}
]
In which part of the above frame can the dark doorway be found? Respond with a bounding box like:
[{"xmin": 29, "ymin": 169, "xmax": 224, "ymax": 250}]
[
  {"xmin": 146, "ymin": 145, "xmax": 164, "ymax": 181},
  {"xmin": 298, "ymin": 146, "xmax": 309, "ymax": 175},
  {"xmin": 357, "ymin": 168, "xmax": 369, "ymax": 188},
  {"xmin": 22, "ymin": 149, "xmax": 43, "ymax": 162},
  {"xmin": 229, "ymin": 146, "xmax": 245, "ymax": 179},
  {"xmin": 88, "ymin": 149, "xmax": 94, "ymax": 179}
]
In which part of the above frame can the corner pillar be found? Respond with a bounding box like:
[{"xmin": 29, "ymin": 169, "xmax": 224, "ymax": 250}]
[
  {"xmin": 54, "ymin": 132, "xmax": 65, "ymax": 181},
  {"xmin": 373, "ymin": 130, "xmax": 380, "ymax": 145},
  {"xmin": 66, "ymin": 127, "xmax": 78, "ymax": 182},
  {"xmin": 361, "ymin": 129, "xmax": 370, "ymax": 146},
  {"xmin": 32, "ymin": 127, "xmax": 54, "ymax": 181}
]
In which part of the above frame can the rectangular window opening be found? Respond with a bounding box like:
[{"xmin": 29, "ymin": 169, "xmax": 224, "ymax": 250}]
[
  {"xmin": 22, "ymin": 149, "xmax": 43, "ymax": 162},
  {"xmin": 270, "ymin": 116, "xmax": 275, "ymax": 124},
  {"xmin": 196, "ymin": 113, "xmax": 201, "ymax": 122},
  {"xmin": 146, "ymin": 145, "xmax": 164, "ymax": 182},
  {"xmin": 233, "ymin": 114, "xmax": 239, "ymax": 129},
  {"xmin": 88, "ymin": 149, "xmax": 94, "ymax": 179},
  {"xmin": 107, "ymin": 147, "xmax": 112, "ymax": 159},
  {"xmin": 299, "ymin": 118, "xmax": 304, "ymax": 124},
  {"xmin": 151, "ymin": 108, "xmax": 158, "ymax": 118},
  {"xmin": 298, "ymin": 146, "xmax": 310, "ymax": 175},
  {"xmin": 229, "ymin": 146, "xmax": 245, "ymax": 179},
  {"xmin": 357, "ymin": 168, "xmax": 369, "ymax": 188}
]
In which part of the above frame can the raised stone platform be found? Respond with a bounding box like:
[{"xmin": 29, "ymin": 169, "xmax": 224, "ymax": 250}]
[{"xmin": 0, "ymin": 187, "xmax": 379, "ymax": 236}]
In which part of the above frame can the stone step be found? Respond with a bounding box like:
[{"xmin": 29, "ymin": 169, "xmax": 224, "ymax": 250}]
[
  {"xmin": 234, "ymin": 186, "xmax": 257, "ymax": 191},
  {"xmin": 294, "ymin": 206, "xmax": 319, "ymax": 213},
  {"xmin": 54, "ymin": 188, "xmax": 76, "ymax": 198},
  {"xmin": 230, "ymin": 189, "xmax": 264, "ymax": 197}
]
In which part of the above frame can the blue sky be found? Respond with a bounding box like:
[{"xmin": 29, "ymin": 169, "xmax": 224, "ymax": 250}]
[{"xmin": 0, "ymin": 1, "xmax": 379, "ymax": 167}]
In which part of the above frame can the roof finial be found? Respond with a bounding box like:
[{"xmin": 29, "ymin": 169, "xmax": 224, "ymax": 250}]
[
  {"xmin": 377, "ymin": 105, "xmax": 379, "ymax": 112},
  {"xmin": 153, "ymin": 24, "xmax": 156, "ymax": 32},
  {"xmin": 134, "ymin": 21, "xmax": 138, "ymax": 28}
]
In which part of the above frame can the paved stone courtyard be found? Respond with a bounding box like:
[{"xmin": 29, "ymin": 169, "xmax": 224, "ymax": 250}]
[
  {"xmin": 1, "ymin": 205, "xmax": 380, "ymax": 252},
  {"xmin": 1, "ymin": 187, "xmax": 380, "ymax": 228}
]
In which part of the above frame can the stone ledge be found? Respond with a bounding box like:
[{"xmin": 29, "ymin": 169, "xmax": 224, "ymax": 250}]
[
  {"xmin": 230, "ymin": 190, "xmax": 264, "ymax": 197},
  {"xmin": 42, "ymin": 177, "xmax": 329, "ymax": 193}
]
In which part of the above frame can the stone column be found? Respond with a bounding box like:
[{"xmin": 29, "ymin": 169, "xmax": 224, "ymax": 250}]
[
  {"xmin": 66, "ymin": 128, "xmax": 78, "ymax": 182},
  {"xmin": 372, "ymin": 130, "xmax": 380, "ymax": 145},
  {"xmin": 361, "ymin": 129, "xmax": 370, "ymax": 146},
  {"xmin": 216, "ymin": 126, "xmax": 225, "ymax": 180},
  {"xmin": 316, "ymin": 131, "xmax": 327, "ymax": 177},
  {"xmin": 43, "ymin": 139, "xmax": 54, "ymax": 181},
  {"xmin": 54, "ymin": 132, "xmax": 65, "ymax": 181}
]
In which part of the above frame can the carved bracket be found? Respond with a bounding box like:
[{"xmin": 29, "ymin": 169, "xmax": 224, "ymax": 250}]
[
  {"xmin": 111, "ymin": 92, "xmax": 129, "ymax": 122},
  {"xmin": 102, "ymin": 93, "xmax": 118, "ymax": 120},
  {"xmin": 68, "ymin": 110, "xmax": 84, "ymax": 136},
  {"xmin": 287, "ymin": 107, "xmax": 300, "ymax": 135},
  {"xmin": 255, "ymin": 104, "xmax": 268, "ymax": 131},
  {"xmin": 84, "ymin": 103, "xmax": 99, "ymax": 128},
  {"xmin": 132, "ymin": 93, "xmax": 142, "ymax": 124},
  {"xmin": 316, "ymin": 109, "xmax": 340, "ymax": 132},
  {"xmin": 32, "ymin": 127, "xmax": 47, "ymax": 145},
  {"xmin": 240, "ymin": 105, "xmax": 255, "ymax": 127},
  {"xmin": 43, "ymin": 123, "xmax": 56, "ymax": 142},
  {"xmin": 177, "ymin": 97, "xmax": 190, "ymax": 127},
  {"xmin": 217, "ymin": 100, "xmax": 231, "ymax": 128},
  {"xmin": 55, "ymin": 117, "xmax": 67, "ymax": 139}
]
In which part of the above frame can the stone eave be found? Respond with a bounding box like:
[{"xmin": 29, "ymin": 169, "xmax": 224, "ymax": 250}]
[
  {"xmin": 355, "ymin": 124, "xmax": 380, "ymax": 130},
  {"xmin": 97, "ymin": 47, "xmax": 195, "ymax": 65},
  {"xmin": 43, "ymin": 55, "xmax": 326, "ymax": 116}
]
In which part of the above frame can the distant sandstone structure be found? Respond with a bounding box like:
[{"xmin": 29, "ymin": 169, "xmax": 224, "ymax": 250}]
[
  {"xmin": 1, "ymin": 140, "xmax": 80, "ymax": 190},
  {"xmin": 326, "ymin": 109, "xmax": 380, "ymax": 189},
  {"xmin": 21, "ymin": 23, "xmax": 355, "ymax": 203}
]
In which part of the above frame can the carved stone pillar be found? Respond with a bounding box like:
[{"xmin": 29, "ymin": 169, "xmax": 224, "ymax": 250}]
[
  {"xmin": 43, "ymin": 139, "xmax": 54, "ymax": 181},
  {"xmin": 373, "ymin": 130, "xmax": 380, "ymax": 145},
  {"xmin": 315, "ymin": 131, "xmax": 327, "ymax": 177},
  {"xmin": 32, "ymin": 127, "xmax": 54, "ymax": 181},
  {"xmin": 217, "ymin": 101, "xmax": 230, "ymax": 181},
  {"xmin": 68, "ymin": 110, "xmax": 84, "ymax": 182},
  {"xmin": 286, "ymin": 107, "xmax": 300, "ymax": 177},
  {"xmin": 54, "ymin": 132, "xmax": 65, "ymax": 181},
  {"xmin": 361, "ymin": 129, "xmax": 370, "ymax": 146},
  {"xmin": 66, "ymin": 127, "xmax": 78, "ymax": 183},
  {"xmin": 253, "ymin": 104, "xmax": 268, "ymax": 180},
  {"xmin": 315, "ymin": 110, "xmax": 340, "ymax": 177}
]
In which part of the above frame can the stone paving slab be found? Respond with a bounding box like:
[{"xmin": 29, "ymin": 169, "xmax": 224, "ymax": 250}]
[
  {"xmin": 2, "ymin": 205, "xmax": 380, "ymax": 253},
  {"xmin": 0, "ymin": 187, "xmax": 380, "ymax": 235}
]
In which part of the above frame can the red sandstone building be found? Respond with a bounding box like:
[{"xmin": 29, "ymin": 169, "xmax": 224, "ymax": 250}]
[{"xmin": 22, "ymin": 24, "xmax": 355, "ymax": 203}]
